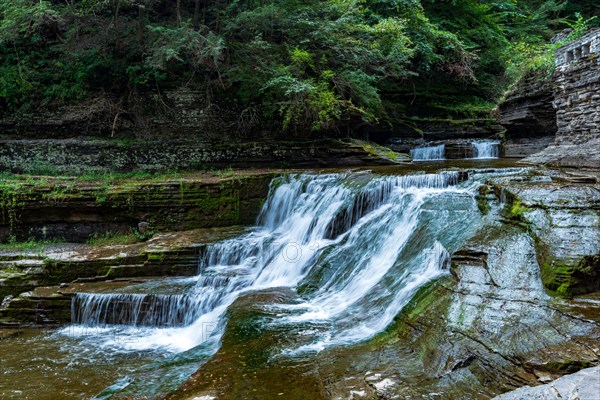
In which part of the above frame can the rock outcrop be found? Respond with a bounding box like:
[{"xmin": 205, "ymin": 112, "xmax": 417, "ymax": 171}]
[
  {"xmin": 0, "ymin": 89, "xmax": 252, "ymax": 140},
  {"xmin": 499, "ymin": 78, "xmax": 557, "ymax": 139},
  {"xmin": 0, "ymin": 172, "xmax": 275, "ymax": 242},
  {"xmin": 0, "ymin": 227, "xmax": 242, "ymax": 324},
  {"xmin": 492, "ymin": 366, "xmax": 600, "ymax": 400},
  {"xmin": 493, "ymin": 172, "xmax": 600, "ymax": 296},
  {"xmin": 498, "ymin": 76, "xmax": 557, "ymax": 158},
  {"xmin": 519, "ymin": 30, "xmax": 600, "ymax": 169},
  {"xmin": 0, "ymin": 138, "xmax": 402, "ymax": 175},
  {"xmin": 520, "ymin": 137, "xmax": 600, "ymax": 169}
]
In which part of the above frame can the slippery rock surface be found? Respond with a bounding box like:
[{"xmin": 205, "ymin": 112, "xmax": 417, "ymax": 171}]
[
  {"xmin": 447, "ymin": 225, "xmax": 599, "ymax": 377},
  {"xmin": 493, "ymin": 171, "xmax": 600, "ymax": 295},
  {"xmin": 166, "ymin": 178, "xmax": 600, "ymax": 400},
  {"xmin": 0, "ymin": 227, "xmax": 243, "ymax": 326},
  {"xmin": 520, "ymin": 138, "xmax": 600, "ymax": 170},
  {"xmin": 492, "ymin": 365, "xmax": 600, "ymax": 400}
]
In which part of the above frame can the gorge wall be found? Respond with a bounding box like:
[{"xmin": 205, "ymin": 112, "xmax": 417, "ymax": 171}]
[
  {"xmin": 553, "ymin": 29, "xmax": 600, "ymax": 145},
  {"xmin": 501, "ymin": 29, "xmax": 600, "ymax": 167},
  {"xmin": 498, "ymin": 77, "xmax": 556, "ymax": 158}
]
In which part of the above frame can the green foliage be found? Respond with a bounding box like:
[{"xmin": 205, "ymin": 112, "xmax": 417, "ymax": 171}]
[
  {"xmin": 224, "ymin": 0, "xmax": 418, "ymax": 130},
  {"xmin": 86, "ymin": 231, "xmax": 141, "ymax": 246},
  {"xmin": 505, "ymin": 11, "xmax": 599, "ymax": 85},
  {"xmin": 145, "ymin": 23, "xmax": 225, "ymax": 72},
  {"xmin": 1, "ymin": 0, "xmax": 599, "ymax": 131},
  {"xmin": 0, "ymin": 0, "xmax": 60, "ymax": 43}
]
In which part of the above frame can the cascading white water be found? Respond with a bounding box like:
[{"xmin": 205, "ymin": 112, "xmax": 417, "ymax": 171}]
[
  {"xmin": 472, "ymin": 140, "xmax": 500, "ymax": 159},
  {"xmin": 410, "ymin": 144, "xmax": 446, "ymax": 161},
  {"xmin": 72, "ymin": 293, "xmax": 203, "ymax": 327},
  {"xmin": 65, "ymin": 171, "xmax": 480, "ymax": 357}
]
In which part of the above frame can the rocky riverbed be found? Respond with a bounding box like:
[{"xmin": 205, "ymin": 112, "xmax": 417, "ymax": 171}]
[{"xmin": 0, "ymin": 163, "xmax": 598, "ymax": 400}]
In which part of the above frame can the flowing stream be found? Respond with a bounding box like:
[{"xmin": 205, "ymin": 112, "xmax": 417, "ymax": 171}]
[
  {"xmin": 409, "ymin": 140, "xmax": 500, "ymax": 160},
  {"xmin": 410, "ymin": 144, "xmax": 446, "ymax": 160},
  {"xmin": 65, "ymin": 170, "xmax": 482, "ymax": 356},
  {"xmin": 51, "ymin": 168, "xmax": 512, "ymax": 397},
  {"xmin": 472, "ymin": 140, "xmax": 500, "ymax": 158}
]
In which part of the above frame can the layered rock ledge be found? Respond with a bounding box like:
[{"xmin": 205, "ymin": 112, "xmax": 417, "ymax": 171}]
[{"xmin": 0, "ymin": 227, "xmax": 243, "ymax": 326}]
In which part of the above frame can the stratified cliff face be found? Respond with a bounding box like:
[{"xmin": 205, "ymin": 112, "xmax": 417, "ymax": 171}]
[
  {"xmin": 553, "ymin": 55, "xmax": 600, "ymax": 145},
  {"xmin": 506, "ymin": 30, "xmax": 600, "ymax": 169},
  {"xmin": 499, "ymin": 78, "xmax": 557, "ymax": 139},
  {"xmin": 0, "ymin": 89, "xmax": 248, "ymax": 141},
  {"xmin": 497, "ymin": 76, "xmax": 557, "ymax": 158}
]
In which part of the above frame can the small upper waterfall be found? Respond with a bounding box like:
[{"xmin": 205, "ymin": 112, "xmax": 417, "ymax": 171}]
[
  {"xmin": 472, "ymin": 140, "xmax": 500, "ymax": 159},
  {"xmin": 65, "ymin": 171, "xmax": 481, "ymax": 356},
  {"xmin": 410, "ymin": 144, "xmax": 445, "ymax": 161}
]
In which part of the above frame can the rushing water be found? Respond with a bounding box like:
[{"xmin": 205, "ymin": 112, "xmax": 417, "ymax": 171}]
[
  {"xmin": 410, "ymin": 144, "xmax": 446, "ymax": 161},
  {"xmin": 66, "ymin": 171, "xmax": 480, "ymax": 358},
  {"xmin": 34, "ymin": 168, "xmax": 519, "ymax": 398},
  {"xmin": 472, "ymin": 140, "xmax": 500, "ymax": 159},
  {"xmin": 409, "ymin": 140, "xmax": 500, "ymax": 161}
]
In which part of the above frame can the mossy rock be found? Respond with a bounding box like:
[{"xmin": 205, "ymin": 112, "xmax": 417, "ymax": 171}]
[{"xmin": 541, "ymin": 254, "xmax": 600, "ymax": 298}]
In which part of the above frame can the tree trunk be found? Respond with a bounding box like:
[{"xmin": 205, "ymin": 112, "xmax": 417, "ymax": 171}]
[
  {"xmin": 193, "ymin": 0, "xmax": 202, "ymax": 29},
  {"xmin": 113, "ymin": 0, "xmax": 121, "ymax": 48},
  {"xmin": 138, "ymin": 4, "xmax": 145, "ymax": 45}
]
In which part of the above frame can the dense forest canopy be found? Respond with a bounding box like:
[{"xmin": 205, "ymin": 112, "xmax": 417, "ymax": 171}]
[{"xmin": 0, "ymin": 0, "xmax": 598, "ymax": 134}]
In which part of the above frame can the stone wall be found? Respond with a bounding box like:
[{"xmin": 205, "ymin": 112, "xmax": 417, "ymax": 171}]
[
  {"xmin": 555, "ymin": 29, "xmax": 600, "ymax": 67},
  {"xmin": 0, "ymin": 138, "xmax": 397, "ymax": 174},
  {"xmin": 553, "ymin": 30, "xmax": 600, "ymax": 145},
  {"xmin": 499, "ymin": 29, "xmax": 600, "ymax": 158}
]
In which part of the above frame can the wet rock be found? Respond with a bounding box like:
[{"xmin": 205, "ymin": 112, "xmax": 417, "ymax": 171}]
[
  {"xmin": 439, "ymin": 225, "xmax": 598, "ymax": 389},
  {"xmin": 0, "ymin": 328, "xmax": 23, "ymax": 339},
  {"xmin": 0, "ymin": 227, "xmax": 245, "ymax": 325},
  {"xmin": 495, "ymin": 174, "xmax": 600, "ymax": 296},
  {"xmin": 520, "ymin": 138, "xmax": 600, "ymax": 170},
  {"xmin": 492, "ymin": 366, "xmax": 600, "ymax": 399},
  {"xmin": 350, "ymin": 221, "xmax": 600, "ymax": 399},
  {"xmin": 504, "ymin": 136, "xmax": 555, "ymax": 159}
]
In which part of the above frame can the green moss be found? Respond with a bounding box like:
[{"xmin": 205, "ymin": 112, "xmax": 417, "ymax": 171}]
[
  {"xmin": 510, "ymin": 200, "xmax": 528, "ymax": 219},
  {"xmin": 540, "ymin": 254, "xmax": 600, "ymax": 298},
  {"xmin": 146, "ymin": 252, "xmax": 167, "ymax": 263},
  {"xmin": 408, "ymin": 116, "xmax": 497, "ymax": 126},
  {"xmin": 353, "ymin": 139, "xmax": 410, "ymax": 162},
  {"xmin": 368, "ymin": 277, "xmax": 452, "ymax": 345},
  {"xmin": 86, "ymin": 232, "xmax": 140, "ymax": 246},
  {"xmin": 476, "ymin": 184, "xmax": 491, "ymax": 215},
  {"xmin": 0, "ymin": 237, "xmax": 64, "ymax": 251},
  {"xmin": 499, "ymin": 196, "xmax": 531, "ymax": 230}
]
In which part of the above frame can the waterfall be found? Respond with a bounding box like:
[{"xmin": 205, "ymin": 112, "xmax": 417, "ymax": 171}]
[
  {"xmin": 410, "ymin": 144, "xmax": 445, "ymax": 161},
  {"xmin": 472, "ymin": 140, "xmax": 500, "ymax": 159},
  {"xmin": 65, "ymin": 171, "xmax": 480, "ymax": 356},
  {"xmin": 72, "ymin": 293, "xmax": 203, "ymax": 327}
]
